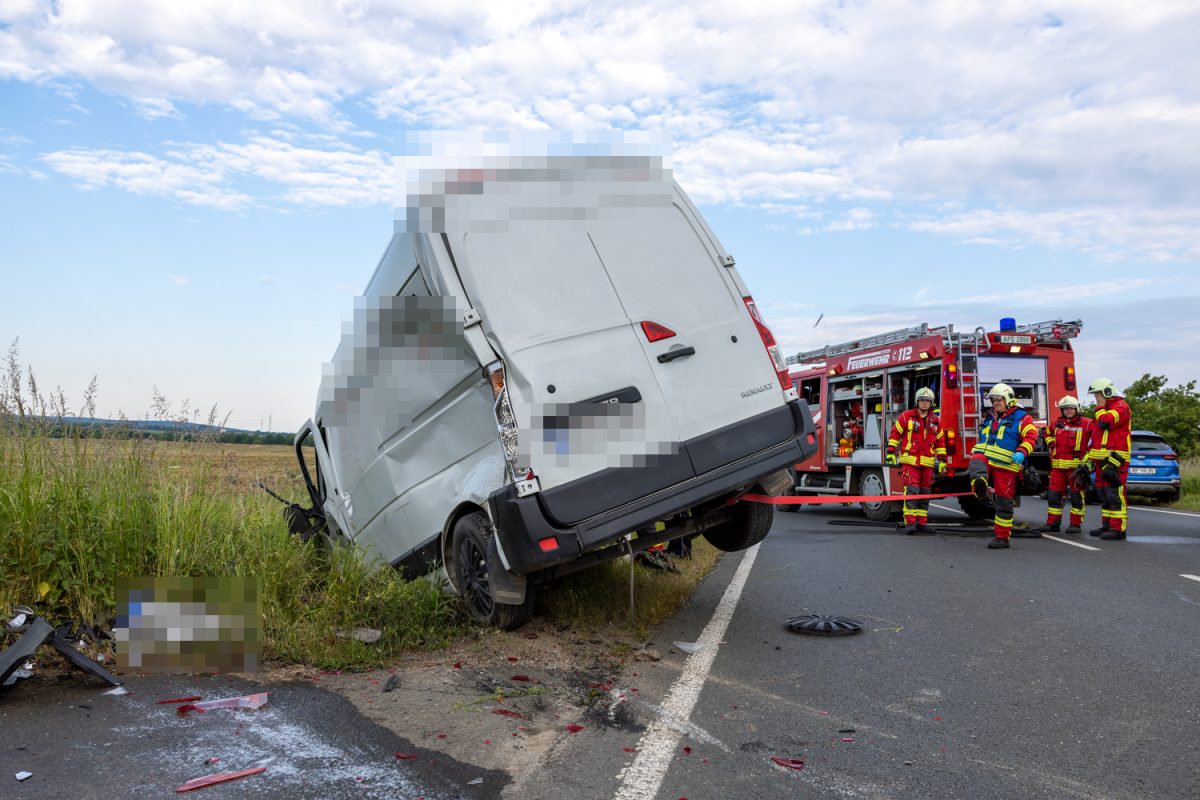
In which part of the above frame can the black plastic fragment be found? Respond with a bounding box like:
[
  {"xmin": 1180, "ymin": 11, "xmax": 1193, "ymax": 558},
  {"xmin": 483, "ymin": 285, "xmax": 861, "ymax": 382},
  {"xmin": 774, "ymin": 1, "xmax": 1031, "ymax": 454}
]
[{"xmin": 785, "ymin": 615, "xmax": 864, "ymax": 636}]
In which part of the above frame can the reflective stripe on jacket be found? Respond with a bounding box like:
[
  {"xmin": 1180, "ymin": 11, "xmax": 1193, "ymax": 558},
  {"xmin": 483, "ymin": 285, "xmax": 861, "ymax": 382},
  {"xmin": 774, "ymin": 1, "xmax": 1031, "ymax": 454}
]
[
  {"xmin": 972, "ymin": 407, "xmax": 1038, "ymax": 472},
  {"xmin": 1046, "ymin": 415, "xmax": 1095, "ymax": 469},
  {"xmin": 887, "ymin": 408, "xmax": 947, "ymax": 467},
  {"xmin": 1086, "ymin": 397, "xmax": 1132, "ymax": 462}
]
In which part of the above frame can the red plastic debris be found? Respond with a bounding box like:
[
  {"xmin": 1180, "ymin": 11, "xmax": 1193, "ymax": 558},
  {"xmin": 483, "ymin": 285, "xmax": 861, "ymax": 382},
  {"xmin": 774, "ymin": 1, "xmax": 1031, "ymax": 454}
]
[
  {"xmin": 483, "ymin": 740, "xmax": 492, "ymax": 745},
  {"xmin": 394, "ymin": 753, "xmax": 417, "ymax": 759},
  {"xmin": 565, "ymin": 724, "xmax": 585, "ymax": 733},
  {"xmin": 491, "ymin": 709, "xmax": 524, "ymax": 719},
  {"xmin": 702, "ymin": 759, "xmax": 709, "ymax": 764},
  {"xmin": 507, "ymin": 656, "xmax": 519, "ymax": 662},
  {"xmin": 511, "ymin": 675, "xmax": 530, "ymax": 682},
  {"xmin": 933, "ymin": 716, "xmax": 943, "ymax": 721},
  {"xmin": 623, "ymin": 747, "xmax": 636, "ymax": 753},
  {"xmin": 841, "ymin": 738, "xmax": 855, "ymax": 743},
  {"xmin": 156, "ymin": 696, "xmax": 203, "ymax": 705},
  {"xmin": 453, "ymin": 662, "xmax": 462, "ymax": 669},
  {"xmin": 436, "ymin": 733, "xmax": 447, "ymax": 739},
  {"xmin": 175, "ymin": 766, "xmax": 266, "ymax": 793},
  {"xmin": 682, "ymin": 746, "xmax": 692, "ymax": 755},
  {"xmin": 770, "ymin": 756, "xmax": 805, "ymax": 771},
  {"xmin": 176, "ymin": 704, "xmax": 205, "ymax": 716}
]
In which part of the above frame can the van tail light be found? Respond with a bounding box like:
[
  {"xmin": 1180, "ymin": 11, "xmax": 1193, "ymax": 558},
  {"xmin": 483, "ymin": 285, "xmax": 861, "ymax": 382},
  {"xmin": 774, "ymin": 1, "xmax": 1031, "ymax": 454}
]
[
  {"xmin": 1064, "ymin": 366, "xmax": 1076, "ymax": 391},
  {"xmin": 640, "ymin": 321, "xmax": 676, "ymax": 342},
  {"xmin": 485, "ymin": 360, "xmax": 529, "ymax": 486},
  {"xmin": 1163, "ymin": 453, "xmax": 1177, "ymax": 460},
  {"xmin": 945, "ymin": 363, "xmax": 958, "ymax": 389},
  {"xmin": 743, "ymin": 296, "xmax": 792, "ymax": 397},
  {"xmin": 946, "ymin": 429, "xmax": 957, "ymax": 456}
]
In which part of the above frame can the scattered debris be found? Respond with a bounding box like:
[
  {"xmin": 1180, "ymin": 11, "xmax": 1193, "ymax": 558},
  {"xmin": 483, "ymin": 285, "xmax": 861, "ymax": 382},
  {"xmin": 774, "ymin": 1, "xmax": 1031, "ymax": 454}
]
[
  {"xmin": 467, "ymin": 778, "xmax": 483, "ymax": 785},
  {"xmin": 682, "ymin": 746, "xmax": 692, "ymax": 755},
  {"xmin": 491, "ymin": 709, "xmax": 524, "ymax": 719},
  {"xmin": 2, "ymin": 666, "xmax": 33, "ymax": 686},
  {"xmin": 904, "ymin": 760, "xmax": 914, "ymax": 766},
  {"xmin": 204, "ymin": 758, "xmax": 220, "ymax": 766},
  {"xmin": 175, "ymin": 766, "xmax": 266, "ymax": 793},
  {"xmin": 770, "ymin": 757, "xmax": 805, "ymax": 770},
  {"xmin": 507, "ymin": 656, "xmax": 519, "ymax": 662},
  {"xmin": 0, "ymin": 615, "xmax": 122, "ymax": 688},
  {"xmin": 103, "ymin": 686, "xmax": 132, "ymax": 696},
  {"xmin": 673, "ymin": 641, "xmax": 702, "ymax": 655},
  {"xmin": 394, "ymin": 753, "xmax": 417, "ymax": 759},
  {"xmin": 565, "ymin": 724, "xmax": 585, "ymax": 733},
  {"xmin": 838, "ymin": 728, "xmax": 856, "ymax": 733},
  {"xmin": 840, "ymin": 737, "xmax": 855, "ymax": 743},
  {"xmin": 510, "ymin": 675, "xmax": 530, "ymax": 682},
  {"xmin": 177, "ymin": 692, "xmax": 268, "ymax": 715},
  {"xmin": 634, "ymin": 648, "xmax": 661, "ymax": 662},
  {"xmin": 15, "ymin": 771, "xmax": 33, "ymax": 782},
  {"xmin": 382, "ymin": 674, "xmax": 400, "ymax": 693},
  {"xmin": 334, "ymin": 627, "xmax": 382, "ymax": 644},
  {"xmin": 156, "ymin": 696, "xmax": 203, "ymax": 705},
  {"xmin": 784, "ymin": 615, "xmax": 864, "ymax": 636}
]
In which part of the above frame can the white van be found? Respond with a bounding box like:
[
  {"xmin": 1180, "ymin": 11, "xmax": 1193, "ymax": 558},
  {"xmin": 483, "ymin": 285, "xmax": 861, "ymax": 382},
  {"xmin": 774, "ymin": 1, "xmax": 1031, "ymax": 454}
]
[{"xmin": 294, "ymin": 156, "xmax": 817, "ymax": 628}]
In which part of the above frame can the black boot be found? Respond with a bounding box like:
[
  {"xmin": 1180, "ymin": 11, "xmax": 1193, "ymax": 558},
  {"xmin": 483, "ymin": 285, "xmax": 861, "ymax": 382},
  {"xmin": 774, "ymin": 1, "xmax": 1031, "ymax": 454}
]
[
  {"xmin": 987, "ymin": 537, "xmax": 1010, "ymax": 549},
  {"xmin": 903, "ymin": 523, "xmax": 919, "ymax": 535},
  {"xmin": 1037, "ymin": 523, "xmax": 1060, "ymax": 533},
  {"xmin": 1064, "ymin": 525, "xmax": 1081, "ymax": 534},
  {"xmin": 1088, "ymin": 525, "xmax": 1108, "ymax": 538},
  {"xmin": 1100, "ymin": 529, "xmax": 1127, "ymax": 541}
]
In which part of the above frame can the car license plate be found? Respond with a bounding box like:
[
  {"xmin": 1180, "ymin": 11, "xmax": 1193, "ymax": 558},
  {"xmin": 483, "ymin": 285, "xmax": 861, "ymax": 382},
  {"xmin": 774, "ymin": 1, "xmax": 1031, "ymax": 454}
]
[{"xmin": 1130, "ymin": 467, "xmax": 1155, "ymax": 475}]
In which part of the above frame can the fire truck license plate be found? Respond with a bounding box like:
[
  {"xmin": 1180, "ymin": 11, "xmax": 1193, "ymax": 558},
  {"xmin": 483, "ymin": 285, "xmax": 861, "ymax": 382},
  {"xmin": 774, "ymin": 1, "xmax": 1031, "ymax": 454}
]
[{"xmin": 1130, "ymin": 467, "xmax": 1155, "ymax": 475}]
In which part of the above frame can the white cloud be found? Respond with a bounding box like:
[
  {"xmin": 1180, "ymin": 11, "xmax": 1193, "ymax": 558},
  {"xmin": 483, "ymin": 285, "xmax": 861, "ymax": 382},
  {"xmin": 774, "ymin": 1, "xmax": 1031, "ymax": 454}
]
[
  {"xmin": 41, "ymin": 147, "xmax": 253, "ymax": 209},
  {"xmin": 3, "ymin": 1, "xmax": 1199, "ymax": 259},
  {"xmin": 167, "ymin": 273, "xmax": 189, "ymax": 285}
]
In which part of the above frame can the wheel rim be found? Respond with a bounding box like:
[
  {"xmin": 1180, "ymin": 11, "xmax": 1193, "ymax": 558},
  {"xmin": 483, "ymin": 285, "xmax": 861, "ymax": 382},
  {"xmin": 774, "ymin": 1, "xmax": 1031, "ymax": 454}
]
[
  {"xmin": 456, "ymin": 536, "xmax": 494, "ymax": 619},
  {"xmin": 861, "ymin": 472, "xmax": 886, "ymax": 512}
]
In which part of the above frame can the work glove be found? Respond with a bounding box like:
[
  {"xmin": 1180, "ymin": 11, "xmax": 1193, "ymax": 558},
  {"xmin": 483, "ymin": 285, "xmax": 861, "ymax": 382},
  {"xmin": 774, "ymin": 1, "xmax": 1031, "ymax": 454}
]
[
  {"xmin": 1098, "ymin": 419, "xmax": 1111, "ymax": 431},
  {"xmin": 884, "ymin": 449, "xmax": 898, "ymax": 466},
  {"xmin": 1011, "ymin": 451, "xmax": 1026, "ymax": 467},
  {"xmin": 1021, "ymin": 466, "xmax": 1043, "ymax": 493},
  {"xmin": 1105, "ymin": 452, "xmax": 1126, "ymax": 469},
  {"xmin": 935, "ymin": 459, "xmax": 947, "ymax": 475},
  {"xmin": 1102, "ymin": 464, "xmax": 1119, "ymax": 485}
]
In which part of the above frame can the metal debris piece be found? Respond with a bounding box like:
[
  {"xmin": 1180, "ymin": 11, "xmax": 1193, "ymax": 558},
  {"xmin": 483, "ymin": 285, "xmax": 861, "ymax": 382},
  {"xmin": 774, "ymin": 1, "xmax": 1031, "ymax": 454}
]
[
  {"xmin": 334, "ymin": 627, "xmax": 382, "ymax": 644},
  {"xmin": 673, "ymin": 642, "xmax": 702, "ymax": 655},
  {"xmin": 175, "ymin": 766, "xmax": 266, "ymax": 793},
  {"xmin": 784, "ymin": 615, "xmax": 864, "ymax": 636},
  {"xmin": 467, "ymin": 778, "xmax": 483, "ymax": 785},
  {"xmin": 15, "ymin": 771, "xmax": 33, "ymax": 781}
]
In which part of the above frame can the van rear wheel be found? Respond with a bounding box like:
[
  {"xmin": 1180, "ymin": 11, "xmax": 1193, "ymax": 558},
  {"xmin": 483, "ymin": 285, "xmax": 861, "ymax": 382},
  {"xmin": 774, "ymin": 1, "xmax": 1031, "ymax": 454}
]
[
  {"xmin": 451, "ymin": 513, "xmax": 535, "ymax": 631},
  {"xmin": 703, "ymin": 497, "xmax": 774, "ymax": 552}
]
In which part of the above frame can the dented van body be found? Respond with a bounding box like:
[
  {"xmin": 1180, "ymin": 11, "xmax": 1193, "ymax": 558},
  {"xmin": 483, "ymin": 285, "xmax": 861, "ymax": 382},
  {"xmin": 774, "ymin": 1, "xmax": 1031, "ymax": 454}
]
[{"xmin": 295, "ymin": 155, "xmax": 817, "ymax": 628}]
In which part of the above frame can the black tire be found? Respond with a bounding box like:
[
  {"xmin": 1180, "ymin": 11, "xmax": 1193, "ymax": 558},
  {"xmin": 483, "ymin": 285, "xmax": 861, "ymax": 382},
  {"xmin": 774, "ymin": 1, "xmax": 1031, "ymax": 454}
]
[
  {"xmin": 957, "ymin": 494, "xmax": 994, "ymax": 520},
  {"xmin": 703, "ymin": 497, "xmax": 774, "ymax": 552},
  {"xmin": 450, "ymin": 513, "xmax": 535, "ymax": 631},
  {"xmin": 1166, "ymin": 489, "xmax": 1181, "ymax": 504},
  {"xmin": 859, "ymin": 469, "xmax": 899, "ymax": 521}
]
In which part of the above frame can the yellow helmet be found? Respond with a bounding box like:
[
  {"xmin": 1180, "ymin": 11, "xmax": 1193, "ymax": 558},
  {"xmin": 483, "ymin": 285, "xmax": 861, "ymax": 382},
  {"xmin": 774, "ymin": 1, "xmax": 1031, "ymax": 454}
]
[
  {"xmin": 915, "ymin": 387, "xmax": 935, "ymax": 403},
  {"xmin": 987, "ymin": 382, "xmax": 1017, "ymax": 407},
  {"xmin": 1087, "ymin": 378, "xmax": 1115, "ymax": 398},
  {"xmin": 1057, "ymin": 395, "xmax": 1079, "ymax": 409}
]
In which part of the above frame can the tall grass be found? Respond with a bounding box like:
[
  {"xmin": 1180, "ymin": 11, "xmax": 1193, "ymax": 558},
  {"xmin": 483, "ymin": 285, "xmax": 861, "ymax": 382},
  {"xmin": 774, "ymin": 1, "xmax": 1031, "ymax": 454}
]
[{"xmin": 1177, "ymin": 455, "xmax": 1200, "ymax": 511}]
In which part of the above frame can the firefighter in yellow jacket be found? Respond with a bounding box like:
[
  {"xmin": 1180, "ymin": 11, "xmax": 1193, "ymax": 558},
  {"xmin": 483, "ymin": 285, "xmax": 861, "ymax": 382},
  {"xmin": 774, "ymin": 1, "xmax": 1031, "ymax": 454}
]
[
  {"xmin": 968, "ymin": 383, "xmax": 1039, "ymax": 549},
  {"xmin": 886, "ymin": 387, "xmax": 947, "ymax": 535}
]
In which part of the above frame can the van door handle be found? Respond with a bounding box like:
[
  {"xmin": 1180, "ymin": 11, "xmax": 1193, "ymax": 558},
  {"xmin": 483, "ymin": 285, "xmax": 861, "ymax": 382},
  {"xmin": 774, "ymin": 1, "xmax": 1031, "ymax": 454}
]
[{"xmin": 657, "ymin": 346, "xmax": 696, "ymax": 363}]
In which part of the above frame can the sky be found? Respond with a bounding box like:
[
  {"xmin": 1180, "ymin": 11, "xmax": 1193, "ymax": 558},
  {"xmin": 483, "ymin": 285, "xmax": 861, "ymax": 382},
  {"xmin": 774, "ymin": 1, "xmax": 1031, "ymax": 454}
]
[{"xmin": 1, "ymin": 0, "xmax": 1198, "ymax": 432}]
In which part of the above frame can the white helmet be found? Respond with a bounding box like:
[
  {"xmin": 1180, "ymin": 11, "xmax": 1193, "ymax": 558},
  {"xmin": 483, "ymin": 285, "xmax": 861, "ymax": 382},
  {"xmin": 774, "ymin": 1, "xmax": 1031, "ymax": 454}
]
[
  {"xmin": 1057, "ymin": 395, "xmax": 1079, "ymax": 409},
  {"xmin": 987, "ymin": 382, "xmax": 1017, "ymax": 408},
  {"xmin": 915, "ymin": 387, "xmax": 936, "ymax": 403}
]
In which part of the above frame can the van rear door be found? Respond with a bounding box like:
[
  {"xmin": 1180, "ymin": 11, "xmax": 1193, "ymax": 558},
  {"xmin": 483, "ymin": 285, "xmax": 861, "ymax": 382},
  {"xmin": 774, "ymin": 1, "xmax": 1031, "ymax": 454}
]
[
  {"xmin": 587, "ymin": 199, "xmax": 793, "ymax": 474},
  {"xmin": 456, "ymin": 229, "xmax": 694, "ymax": 523}
]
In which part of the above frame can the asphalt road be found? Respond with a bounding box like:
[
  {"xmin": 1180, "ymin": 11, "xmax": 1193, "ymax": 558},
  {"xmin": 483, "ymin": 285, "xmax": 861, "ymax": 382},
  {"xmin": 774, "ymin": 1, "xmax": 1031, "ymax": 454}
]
[{"xmin": 522, "ymin": 496, "xmax": 1200, "ymax": 800}]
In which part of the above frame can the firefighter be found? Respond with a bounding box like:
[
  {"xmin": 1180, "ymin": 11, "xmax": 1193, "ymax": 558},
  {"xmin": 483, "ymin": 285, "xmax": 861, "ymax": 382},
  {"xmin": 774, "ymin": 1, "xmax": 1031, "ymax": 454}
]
[
  {"xmin": 885, "ymin": 387, "xmax": 946, "ymax": 535},
  {"xmin": 1078, "ymin": 378, "xmax": 1132, "ymax": 540},
  {"xmin": 1038, "ymin": 395, "xmax": 1094, "ymax": 533},
  {"xmin": 968, "ymin": 383, "xmax": 1039, "ymax": 549}
]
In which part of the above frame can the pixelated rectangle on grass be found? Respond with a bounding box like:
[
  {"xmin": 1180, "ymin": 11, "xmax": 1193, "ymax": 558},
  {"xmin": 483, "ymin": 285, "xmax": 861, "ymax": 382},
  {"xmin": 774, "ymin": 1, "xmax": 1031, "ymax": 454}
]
[{"xmin": 115, "ymin": 576, "xmax": 260, "ymax": 674}]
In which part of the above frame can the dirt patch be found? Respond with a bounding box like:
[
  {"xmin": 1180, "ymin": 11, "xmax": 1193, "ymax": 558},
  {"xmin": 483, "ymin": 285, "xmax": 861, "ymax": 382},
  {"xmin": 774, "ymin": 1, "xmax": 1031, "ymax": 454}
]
[{"xmin": 251, "ymin": 618, "xmax": 648, "ymax": 785}]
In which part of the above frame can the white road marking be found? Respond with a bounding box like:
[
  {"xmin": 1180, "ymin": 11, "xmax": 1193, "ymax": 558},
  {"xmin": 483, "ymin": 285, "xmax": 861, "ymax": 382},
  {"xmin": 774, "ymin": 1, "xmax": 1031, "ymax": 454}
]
[
  {"xmin": 931, "ymin": 503, "xmax": 968, "ymax": 516},
  {"xmin": 1130, "ymin": 506, "xmax": 1200, "ymax": 518},
  {"xmin": 1181, "ymin": 574, "xmax": 1200, "ymax": 583},
  {"xmin": 613, "ymin": 544, "xmax": 759, "ymax": 800},
  {"xmin": 1043, "ymin": 534, "xmax": 1101, "ymax": 551}
]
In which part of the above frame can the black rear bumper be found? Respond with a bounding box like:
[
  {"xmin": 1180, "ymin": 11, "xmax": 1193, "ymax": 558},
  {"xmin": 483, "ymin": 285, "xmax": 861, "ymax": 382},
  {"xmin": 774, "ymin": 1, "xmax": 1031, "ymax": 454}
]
[{"xmin": 488, "ymin": 400, "xmax": 817, "ymax": 575}]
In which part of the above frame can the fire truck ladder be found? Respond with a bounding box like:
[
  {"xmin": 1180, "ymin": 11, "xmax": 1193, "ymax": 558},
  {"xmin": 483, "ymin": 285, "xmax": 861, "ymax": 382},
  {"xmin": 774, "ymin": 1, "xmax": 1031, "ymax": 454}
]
[
  {"xmin": 785, "ymin": 323, "xmax": 944, "ymax": 366},
  {"xmin": 956, "ymin": 327, "xmax": 986, "ymax": 447}
]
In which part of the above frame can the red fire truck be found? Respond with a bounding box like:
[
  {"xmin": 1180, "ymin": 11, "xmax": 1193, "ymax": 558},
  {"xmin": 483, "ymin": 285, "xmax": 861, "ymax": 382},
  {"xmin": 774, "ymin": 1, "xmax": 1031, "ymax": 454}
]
[{"xmin": 784, "ymin": 318, "xmax": 1082, "ymax": 520}]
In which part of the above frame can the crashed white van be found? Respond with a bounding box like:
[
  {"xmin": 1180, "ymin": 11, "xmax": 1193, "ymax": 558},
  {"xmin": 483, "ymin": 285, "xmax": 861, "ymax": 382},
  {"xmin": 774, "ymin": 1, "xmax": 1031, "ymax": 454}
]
[{"xmin": 294, "ymin": 154, "xmax": 817, "ymax": 628}]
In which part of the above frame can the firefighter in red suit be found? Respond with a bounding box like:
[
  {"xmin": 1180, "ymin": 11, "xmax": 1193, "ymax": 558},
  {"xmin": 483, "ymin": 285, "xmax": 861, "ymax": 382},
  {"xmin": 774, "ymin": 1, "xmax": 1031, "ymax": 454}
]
[
  {"xmin": 1037, "ymin": 395, "xmax": 1094, "ymax": 534},
  {"xmin": 969, "ymin": 383, "xmax": 1039, "ymax": 549},
  {"xmin": 1078, "ymin": 378, "xmax": 1132, "ymax": 540},
  {"xmin": 885, "ymin": 387, "xmax": 946, "ymax": 535}
]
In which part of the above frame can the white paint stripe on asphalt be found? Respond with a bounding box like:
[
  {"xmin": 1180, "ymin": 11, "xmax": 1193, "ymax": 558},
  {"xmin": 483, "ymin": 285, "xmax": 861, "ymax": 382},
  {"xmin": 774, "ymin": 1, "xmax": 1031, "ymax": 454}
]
[
  {"xmin": 1129, "ymin": 506, "xmax": 1200, "ymax": 518},
  {"xmin": 613, "ymin": 544, "xmax": 760, "ymax": 800},
  {"xmin": 931, "ymin": 502, "xmax": 968, "ymax": 516},
  {"xmin": 1043, "ymin": 534, "xmax": 1101, "ymax": 551},
  {"xmin": 1181, "ymin": 574, "xmax": 1200, "ymax": 583}
]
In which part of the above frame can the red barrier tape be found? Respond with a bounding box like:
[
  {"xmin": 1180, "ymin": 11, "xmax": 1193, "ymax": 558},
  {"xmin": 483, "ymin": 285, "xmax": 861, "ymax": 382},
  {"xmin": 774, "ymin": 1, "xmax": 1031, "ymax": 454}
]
[{"xmin": 740, "ymin": 491, "xmax": 972, "ymax": 506}]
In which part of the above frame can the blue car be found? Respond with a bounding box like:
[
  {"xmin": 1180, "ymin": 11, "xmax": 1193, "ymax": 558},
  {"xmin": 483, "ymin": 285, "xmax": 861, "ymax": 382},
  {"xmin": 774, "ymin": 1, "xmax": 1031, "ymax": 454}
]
[{"xmin": 1126, "ymin": 430, "xmax": 1182, "ymax": 503}]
